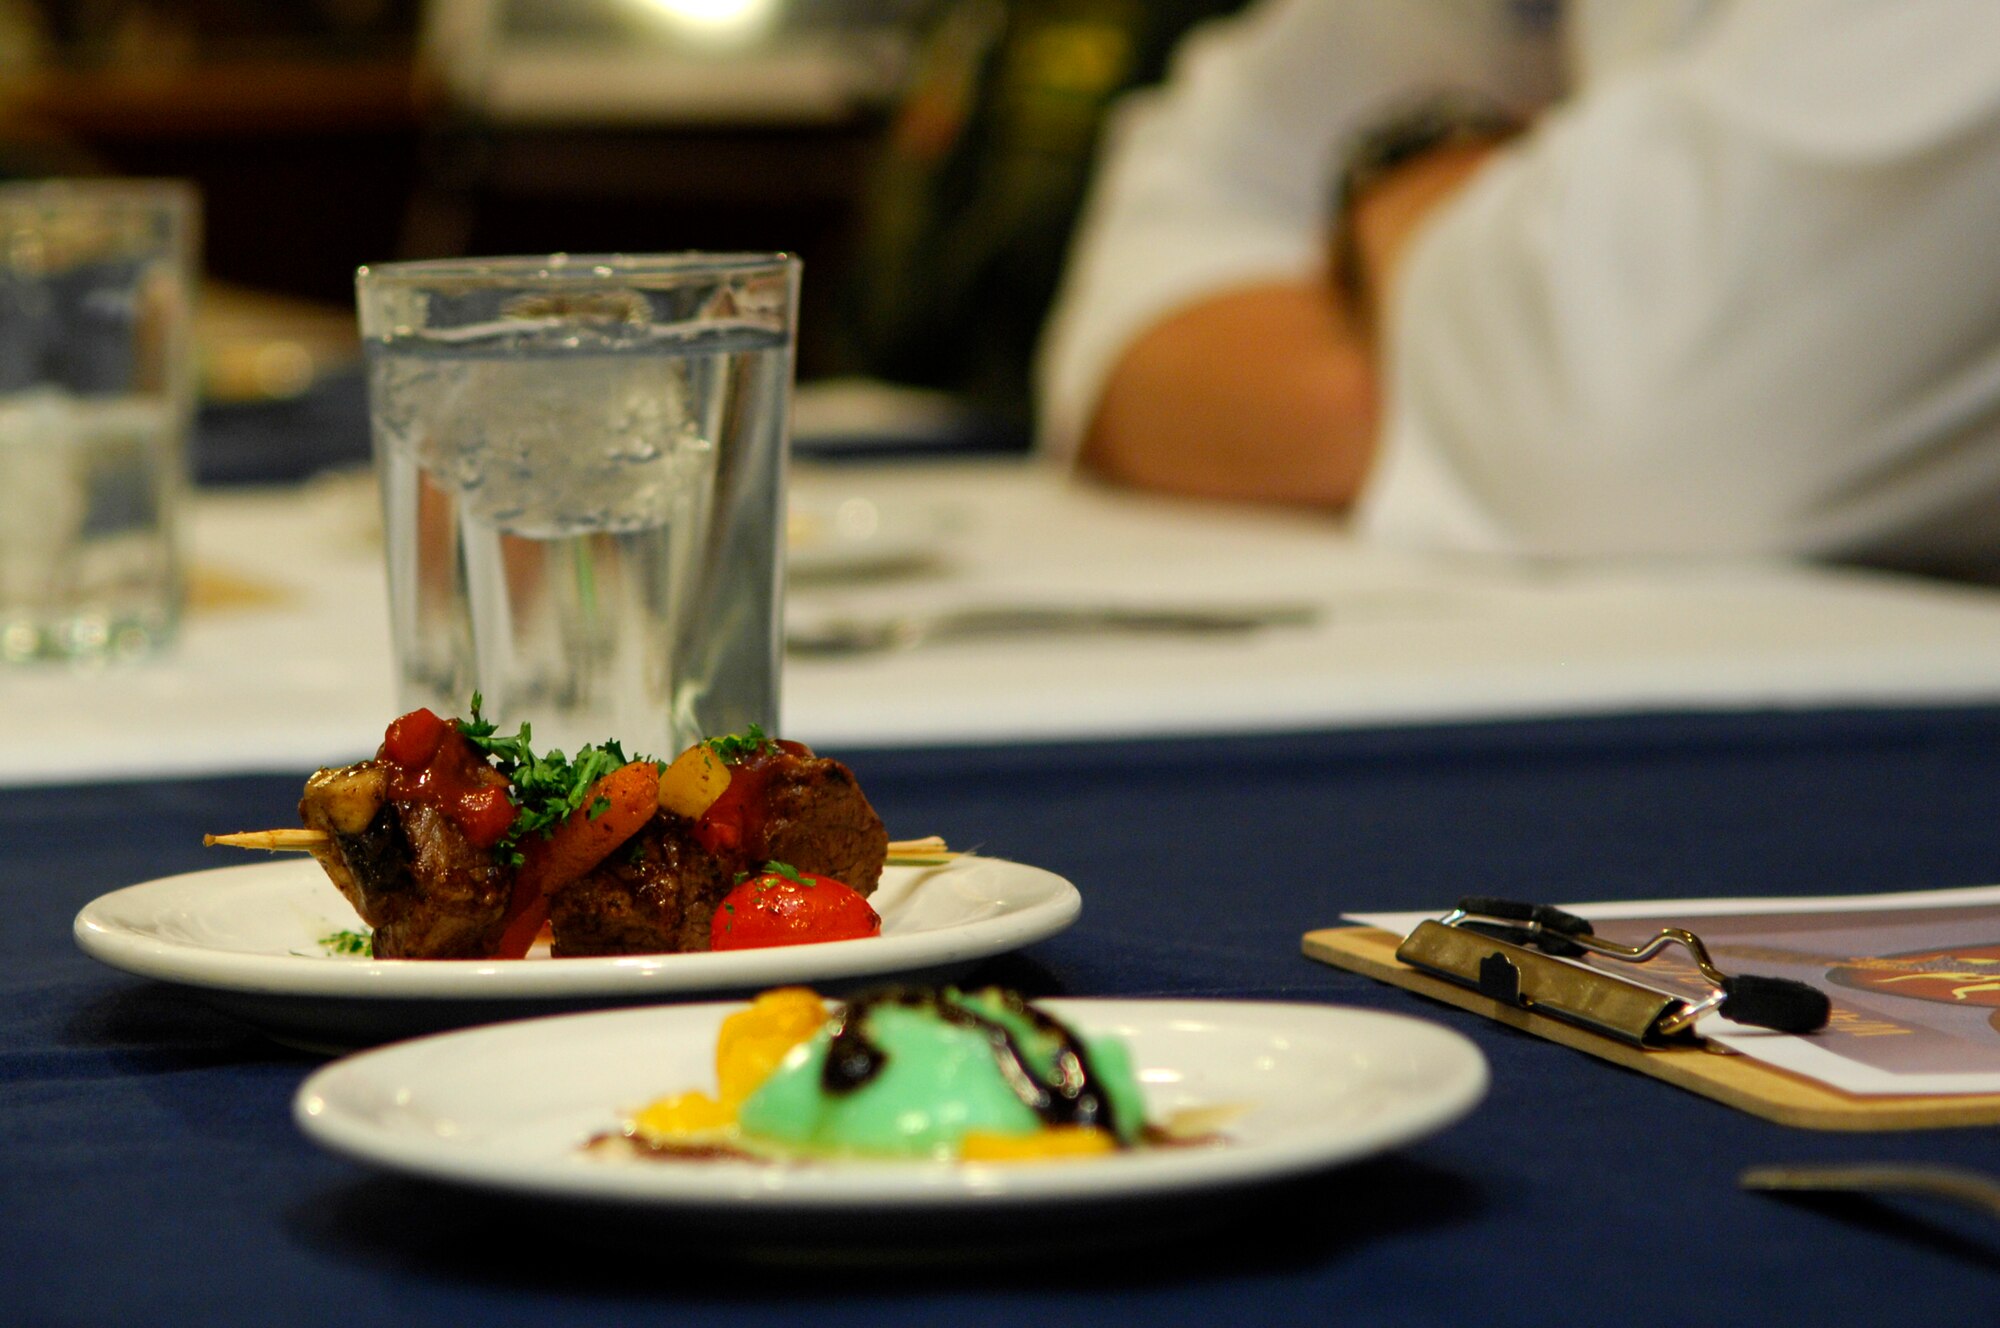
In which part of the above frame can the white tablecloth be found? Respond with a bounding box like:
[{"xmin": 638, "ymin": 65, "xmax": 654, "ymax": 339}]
[{"xmin": 11, "ymin": 458, "xmax": 2000, "ymax": 786}]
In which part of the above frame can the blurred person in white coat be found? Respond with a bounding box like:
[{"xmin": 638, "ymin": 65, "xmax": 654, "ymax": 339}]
[{"xmin": 1035, "ymin": 0, "xmax": 2000, "ymax": 575}]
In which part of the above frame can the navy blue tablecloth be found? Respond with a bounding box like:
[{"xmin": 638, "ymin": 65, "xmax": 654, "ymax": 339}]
[{"xmin": 11, "ymin": 708, "xmax": 2000, "ymax": 1325}]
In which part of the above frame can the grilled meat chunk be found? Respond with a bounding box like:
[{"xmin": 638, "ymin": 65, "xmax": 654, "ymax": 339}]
[
  {"xmin": 300, "ymin": 758, "xmax": 511, "ymax": 959},
  {"xmin": 753, "ymin": 753, "xmax": 889, "ymax": 897},
  {"xmin": 548, "ymin": 745, "xmax": 888, "ymax": 955},
  {"xmin": 547, "ymin": 815, "xmax": 735, "ymax": 957}
]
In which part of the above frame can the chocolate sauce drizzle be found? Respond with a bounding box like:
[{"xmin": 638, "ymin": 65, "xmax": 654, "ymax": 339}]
[{"xmin": 820, "ymin": 988, "xmax": 1124, "ymax": 1138}]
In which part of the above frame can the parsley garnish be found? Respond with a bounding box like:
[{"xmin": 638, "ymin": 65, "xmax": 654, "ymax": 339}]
[
  {"xmin": 321, "ymin": 928, "xmax": 372, "ymax": 957},
  {"xmin": 705, "ymin": 724, "xmax": 774, "ymax": 763},
  {"xmin": 763, "ymin": 860, "xmax": 812, "ymax": 886},
  {"xmin": 455, "ymin": 693, "xmax": 646, "ymax": 863}
]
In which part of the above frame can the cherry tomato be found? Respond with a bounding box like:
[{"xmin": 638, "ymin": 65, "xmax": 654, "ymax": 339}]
[{"xmin": 710, "ymin": 865, "xmax": 881, "ymax": 951}]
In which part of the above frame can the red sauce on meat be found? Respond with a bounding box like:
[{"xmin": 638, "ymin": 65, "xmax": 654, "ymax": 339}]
[
  {"xmin": 377, "ymin": 708, "xmax": 516, "ymax": 849},
  {"xmin": 692, "ymin": 739, "xmax": 811, "ymax": 859}
]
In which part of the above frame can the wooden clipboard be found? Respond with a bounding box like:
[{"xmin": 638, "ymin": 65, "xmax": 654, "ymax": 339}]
[{"xmin": 1304, "ymin": 924, "xmax": 2000, "ymax": 1131}]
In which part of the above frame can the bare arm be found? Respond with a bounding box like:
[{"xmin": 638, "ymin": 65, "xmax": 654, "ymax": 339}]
[
  {"xmin": 1343, "ymin": 139, "xmax": 1502, "ymax": 343},
  {"xmin": 1078, "ymin": 280, "xmax": 1380, "ymax": 509},
  {"xmin": 1077, "ymin": 139, "xmax": 1497, "ymax": 511}
]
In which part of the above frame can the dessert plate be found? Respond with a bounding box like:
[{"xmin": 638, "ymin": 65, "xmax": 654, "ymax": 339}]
[
  {"xmin": 74, "ymin": 855, "xmax": 1077, "ymax": 1048},
  {"xmin": 294, "ymin": 998, "xmax": 1487, "ymax": 1241}
]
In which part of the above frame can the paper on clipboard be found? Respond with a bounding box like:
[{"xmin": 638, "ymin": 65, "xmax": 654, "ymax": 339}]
[{"xmin": 1347, "ymin": 883, "xmax": 2000, "ymax": 1097}]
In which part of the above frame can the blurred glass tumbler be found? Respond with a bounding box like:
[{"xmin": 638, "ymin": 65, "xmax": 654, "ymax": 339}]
[
  {"xmin": 355, "ymin": 253, "xmax": 800, "ymax": 758},
  {"xmin": 0, "ymin": 180, "xmax": 198, "ymax": 662}
]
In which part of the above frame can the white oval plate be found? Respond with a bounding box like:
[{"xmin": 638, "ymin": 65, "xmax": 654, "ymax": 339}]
[
  {"xmin": 295, "ymin": 998, "xmax": 1488, "ymax": 1214},
  {"xmin": 74, "ymin": 857, "xmax": 1078, "ymax": 1045},
  {"xmin": 786, "ymin": 492, "xmax": 949, "ymax": 580}
]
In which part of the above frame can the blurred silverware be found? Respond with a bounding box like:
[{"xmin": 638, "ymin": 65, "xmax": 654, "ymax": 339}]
[
  {"xmin": 787, "ymin": 602, "xmax": 1319, "ymax": 657},
  {"xmin": 1739, "ymin": 1163, "xmax": 2000, "ymax": 1218}
]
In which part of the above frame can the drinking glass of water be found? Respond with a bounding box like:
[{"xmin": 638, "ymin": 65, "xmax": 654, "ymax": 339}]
[
  {"xmin": 0, "ymin": 179, "xmax": 198, "ymax": 663},
  {"xmin": 354, "ymin": 252, "xmax": 800, "ymax": 759}
]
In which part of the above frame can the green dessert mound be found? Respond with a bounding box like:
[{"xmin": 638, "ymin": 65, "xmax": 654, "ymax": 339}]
[{"xmin": 734, "ymin": 987, "xmax": 1146, "ymax": 1158}]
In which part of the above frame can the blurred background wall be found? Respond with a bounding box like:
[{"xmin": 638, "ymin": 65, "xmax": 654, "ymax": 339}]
[{"xmin": 0, "ymin": 0, "xmax": 1249, "ymax": 438}]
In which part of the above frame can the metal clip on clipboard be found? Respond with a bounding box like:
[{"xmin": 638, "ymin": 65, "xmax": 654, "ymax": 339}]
[{"xmin": 1394, "ymin": 897, "xmax": 1831, "ymax": 1047}]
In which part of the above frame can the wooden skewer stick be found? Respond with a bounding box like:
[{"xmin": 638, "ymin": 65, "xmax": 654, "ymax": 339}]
[
  {"xmin": 885, "ymin": 835, "xmax": 963, "ymax": 865},
  {"xmin": 205, "ymin": 828, "xmax": 963, "ymax": 864},
  {"xmin": 204, "ymin": 829, "xmax": 332, "ymax": 853}
]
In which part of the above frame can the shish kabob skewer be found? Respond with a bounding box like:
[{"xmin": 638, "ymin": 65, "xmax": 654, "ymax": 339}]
[
  {"xmin": 206, "ymin": 699, "xmax": 952, "ymax": 962},
  {"xmin": 205, "ymin": 828, "xmax": 962, "ymax": 866}
]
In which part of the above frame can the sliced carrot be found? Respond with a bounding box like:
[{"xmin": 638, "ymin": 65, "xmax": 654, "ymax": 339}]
[
  {"xmin": 491, "ymin": 879, "xmax": 551, "ymax": 961},
  {"xmin": 490, "ymin": 760, "xmax": 661, "ymax": 958},
  {"xmin": 518, "ymin": 760, "xmax": 661, "ymax": 896}
]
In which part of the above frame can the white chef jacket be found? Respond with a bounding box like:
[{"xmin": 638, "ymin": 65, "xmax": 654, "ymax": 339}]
[{"xmin": 1033, "ymin": 0, "xmax": 2000, "ymax": 571}]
